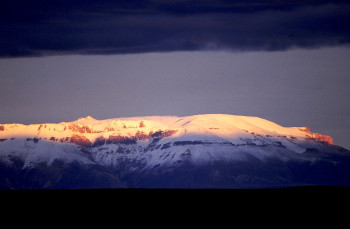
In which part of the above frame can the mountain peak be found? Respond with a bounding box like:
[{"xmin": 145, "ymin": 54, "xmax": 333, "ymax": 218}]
[
  {"xmin": 75, "ymin": 115, "xmax": 96, "ymax": 122},
  {"xmin": 83, "ymin": 115, "xmax": 95, "ymax": 120}
]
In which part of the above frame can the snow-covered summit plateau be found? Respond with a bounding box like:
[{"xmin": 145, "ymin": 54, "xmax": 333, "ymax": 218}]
[{"xmin": 0, "ymin": 114, "xmax": 349, "ymax": 189}]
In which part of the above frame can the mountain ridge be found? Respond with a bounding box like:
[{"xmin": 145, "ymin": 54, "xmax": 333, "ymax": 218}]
[
  {"xmin": 0, "ymin": 114, "xmax": 349, "ymax": 189},
  {"xmin": 0, "ymin": 113, "xmax": 334, "ymax": 144}
]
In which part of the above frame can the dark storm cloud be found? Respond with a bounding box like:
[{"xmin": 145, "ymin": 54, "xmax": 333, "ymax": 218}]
[{"xmin": 1, "ymin": 0, "xmax": 350, "ymax": 57}]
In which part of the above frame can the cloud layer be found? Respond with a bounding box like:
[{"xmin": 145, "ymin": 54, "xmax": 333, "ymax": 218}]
[{"xmin": 1, "ymin": 0, "xmax": 350, "ymax": 57}]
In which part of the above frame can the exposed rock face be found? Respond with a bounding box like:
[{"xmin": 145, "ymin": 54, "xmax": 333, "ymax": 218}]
[
  {"xmin": 159, "ymin": 130, "xmax": 177, "ymax": 138},
  {"xmin": 103, "ymin": 126, "xmax": 115, "ymax": 132},
  {"xmin": 139, "ymin": 121, "xmax": 145, "ymax": 128},
  {"xmin": 151, "ymin": 130, "xmax": 178, "ymax": 140},
  {"xmin": 300, "ymin": 126, "xmax": 333, "ymax": 144},
  {"xmin": 106, "ymin": 135, "xmax": 137, "ymax": 145},
  {"xmin": 134, "ymin": 131, "xmax": 151, "ymax": 141},
  {"xmin": 93, "ymin": 136, "xmax": 107, "ymax": 147},
  {"xmin": 311, "ymin": 133, "xmax": 333, "ymax": 144},
  {"xmin": 90, "ymin": 130, "xmax": 178, "ymax": 146},
  {"xmin": 70, "ymin": 134, "xmax": 92, "ymax": 147},
  {"xmin": 68, "ymin": 124, "xmax": 93, "ymax": 133},
  {"xmin": 26, "ymin": 137, "xmax": 40, "ymax": 143}
]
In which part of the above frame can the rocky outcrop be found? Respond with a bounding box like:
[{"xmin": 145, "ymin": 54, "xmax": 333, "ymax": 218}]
[
  {"xmin": 300, "ymin": 126, "xmax": 333, "ymax": 144},
  {"xmin": 139, "ymin": 121, "xmax": 145, "ymax": 128},
  {"xmin": 90, "ymin": 129, "xmax": 178, "ymax": 147},
  {"xmin": 70, "ymin": 134, "xmax": 92, "ymax": 147},
  {"xmin": 134, "ymin": 131, "xmax": 151, "ymax": 141},
  {"xmin": 151, "ymin": 130, "xmax": 177, "ymax": 140},
  {"xmin": 311, "ymin": 133, "xmax": 333, "ymax": 145},
  {"xmin": 92, "ymin": 135, "xmax": 139, "ymax": 147},
  {"xmin": 68, "ymin": 124, "xmax": 93, "ymax": 133},
  {"xmin": 103, "ymin": 126, "xmax": 115, "ymax": 132},
  {"xmin": 92, "ymin": 136, "xmax": 107, "ymax": 147},
  {"xmin": 26, "ymin": 137, "xmax": 40, "ymax": 143},
  {"xmin": 161, "ymin": 130, "xmax": 177, "ymax": 138},
  {"xmin": 106, "ymin": 135, "xmax": 137, "ymax": 145}
]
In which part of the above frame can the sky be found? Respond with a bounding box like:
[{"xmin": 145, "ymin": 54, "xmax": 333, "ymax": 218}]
[{"xmin": 0, "ymin": 0, "xmax": 350, "ymax": 149}]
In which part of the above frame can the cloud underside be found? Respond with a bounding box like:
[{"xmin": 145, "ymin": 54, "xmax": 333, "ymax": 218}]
[{"xmin": 1, "ymin": 1, "xmax": 350, "ymax": 57}]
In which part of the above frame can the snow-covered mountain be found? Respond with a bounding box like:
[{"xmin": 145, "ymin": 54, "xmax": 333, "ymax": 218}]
[{"xmin": 1, "ymin": 114, "xmax": 349, "ymax": 189}]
